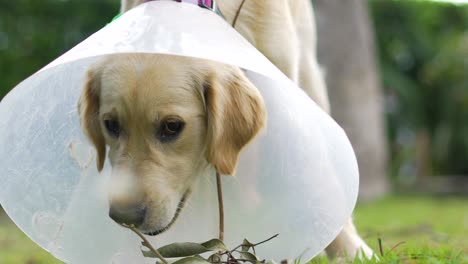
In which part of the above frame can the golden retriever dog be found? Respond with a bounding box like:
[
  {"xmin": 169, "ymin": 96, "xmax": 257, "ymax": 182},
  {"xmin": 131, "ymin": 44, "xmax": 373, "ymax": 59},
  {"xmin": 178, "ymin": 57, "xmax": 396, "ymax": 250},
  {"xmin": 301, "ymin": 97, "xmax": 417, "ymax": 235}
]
[{"xmin": 78, "ymin": 0, "xmax": 374, "ymax": 260}]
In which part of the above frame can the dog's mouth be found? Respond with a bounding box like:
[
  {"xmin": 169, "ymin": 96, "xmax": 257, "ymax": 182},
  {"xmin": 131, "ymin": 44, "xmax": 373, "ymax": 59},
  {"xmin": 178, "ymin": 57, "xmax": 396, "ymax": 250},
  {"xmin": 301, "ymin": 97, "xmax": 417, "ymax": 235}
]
[{"xmin": 144, "ymin": 189, "xmax": 191, "ymax": 236}]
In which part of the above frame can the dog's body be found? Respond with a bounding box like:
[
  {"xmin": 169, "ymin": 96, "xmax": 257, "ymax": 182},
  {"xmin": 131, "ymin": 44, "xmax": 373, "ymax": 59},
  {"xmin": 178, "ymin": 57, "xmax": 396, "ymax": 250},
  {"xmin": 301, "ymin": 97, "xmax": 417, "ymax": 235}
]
[
  {"xmin": 78, "ymin": 0, "xmax": 373, "ymax": 260},
  {"xmin": 123, "ymin": 0, "xmax": 330, "ymax": 113}
]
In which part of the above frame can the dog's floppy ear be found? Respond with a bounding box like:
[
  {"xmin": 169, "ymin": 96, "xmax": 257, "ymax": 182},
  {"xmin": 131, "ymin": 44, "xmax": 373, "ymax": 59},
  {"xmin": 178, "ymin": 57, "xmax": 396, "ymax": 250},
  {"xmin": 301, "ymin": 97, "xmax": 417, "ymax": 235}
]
[
  {"xmin": 204, "ymin": 67, "xmax": 266, "ymax": 175},
  {"xmin": 78, "ymin": 67, "xmax": 106, "ymax": 171}
]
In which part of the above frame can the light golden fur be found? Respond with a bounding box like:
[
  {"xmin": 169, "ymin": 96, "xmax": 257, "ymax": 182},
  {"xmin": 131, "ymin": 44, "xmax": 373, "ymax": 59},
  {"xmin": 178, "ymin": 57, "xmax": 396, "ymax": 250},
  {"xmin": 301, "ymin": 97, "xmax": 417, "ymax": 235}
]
[
  {"xmin": 79, "ymin": 54, "xmax": 265, "ymax": 234},
  {"xmin": 78, "ymin": 0, "xmax": 374, "ymax": 260}
]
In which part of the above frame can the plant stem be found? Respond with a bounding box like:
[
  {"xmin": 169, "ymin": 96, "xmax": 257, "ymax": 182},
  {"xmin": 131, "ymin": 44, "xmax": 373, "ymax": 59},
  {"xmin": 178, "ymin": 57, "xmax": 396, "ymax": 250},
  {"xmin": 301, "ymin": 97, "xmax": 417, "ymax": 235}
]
[
  {"xmin": 231, "ymin": 234, "xmax": 279, "ymax": 252},
  {"xmin": 216, "ymin": 172, "xmax": 225, "ymax": 241},
  {"xmin": 252, "ymin": 233, "xmax": 279, "ymax": 247},
  {"xmin": 378, "ymin": 237, "xmax": 384, "ymax": 257},
  {"xmin": 126, "ymin": 225, "xmax": 169, "ymax": 264}
]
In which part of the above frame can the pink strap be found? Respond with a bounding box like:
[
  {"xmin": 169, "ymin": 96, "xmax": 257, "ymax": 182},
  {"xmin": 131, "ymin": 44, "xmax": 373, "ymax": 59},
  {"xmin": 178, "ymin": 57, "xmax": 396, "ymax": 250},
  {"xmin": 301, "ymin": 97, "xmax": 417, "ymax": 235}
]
[
  {"xmin": 177, "ymin": 0, "xmax": 213, "ymax": 9},
  {"xmin": 177, "ymin": 0, "xmax": 212, "ymax": 6}
]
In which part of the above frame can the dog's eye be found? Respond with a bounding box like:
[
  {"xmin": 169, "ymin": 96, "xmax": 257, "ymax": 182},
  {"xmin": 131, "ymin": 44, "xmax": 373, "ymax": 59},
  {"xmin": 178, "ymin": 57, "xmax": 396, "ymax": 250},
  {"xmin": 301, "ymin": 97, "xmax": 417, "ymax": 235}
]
[
  {"xmin": 158, "ymin": 119, "xmax": 185, "ymax": 142},
  {"xmin": 104, "ymin": 119, "xmax": 121, "ymax": 137}
]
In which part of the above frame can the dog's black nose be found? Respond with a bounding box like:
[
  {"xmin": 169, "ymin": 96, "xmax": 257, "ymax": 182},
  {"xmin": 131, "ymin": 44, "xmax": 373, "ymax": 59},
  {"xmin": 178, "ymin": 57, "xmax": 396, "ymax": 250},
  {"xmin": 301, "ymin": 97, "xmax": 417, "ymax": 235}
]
[{"xmin": 109, "ymin": 205, "xmax": 146, "ymax": 226}]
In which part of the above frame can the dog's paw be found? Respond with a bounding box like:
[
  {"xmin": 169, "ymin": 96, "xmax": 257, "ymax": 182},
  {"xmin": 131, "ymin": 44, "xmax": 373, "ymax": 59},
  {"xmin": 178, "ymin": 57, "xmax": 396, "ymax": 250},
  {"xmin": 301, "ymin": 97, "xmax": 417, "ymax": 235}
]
[
  {"xmin": 326, "ymin": 228, "xmax": 378, "ymax": 261},
  {"xmin": 343, "ymin": 237, "xmax": 377, "ymax": 261},
  {"xmin": 355, "ymin": 240, "xmax": 378, "ymax": 260}
]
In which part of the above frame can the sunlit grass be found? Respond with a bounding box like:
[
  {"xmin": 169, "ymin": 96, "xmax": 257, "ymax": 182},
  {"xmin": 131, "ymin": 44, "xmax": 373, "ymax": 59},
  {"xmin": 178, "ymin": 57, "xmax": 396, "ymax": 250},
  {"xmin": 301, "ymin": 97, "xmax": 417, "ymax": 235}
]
[
  {"xmin": 310, "ymin": 195, "xmax": 468, "ymax": 263},
  {"xmin": 354, "ymin": 196, "xmax": 467, "ymax": 252},
  {"xmin": 428, "ymin": 0, "xmax": 468, "ymax": 4},
  {"xmin": 0, "ymin": 211, "xmax": 61, "ymax": 264}
]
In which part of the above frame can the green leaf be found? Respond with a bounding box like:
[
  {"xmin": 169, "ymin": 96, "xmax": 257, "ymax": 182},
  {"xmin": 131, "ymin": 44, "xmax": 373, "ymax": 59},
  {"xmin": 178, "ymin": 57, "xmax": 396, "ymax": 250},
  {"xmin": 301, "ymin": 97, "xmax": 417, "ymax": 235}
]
[
  {"xmin": 143, "ymin": 238, "xmax": 227, "ymax": 258},
  {"xmin": 200, "ymin": 238, "xmax": 227, "ymax": 251},
  {"xmin": 208, "ymin": 253, "xmax": 222, "ymax": 263},
  {"xmin": 242, "ymin": 238, "xmax": 254, "ymax": 252},
  {"xmin": 172, "ymin": 256, "xmax": 211, "ymax": 264},
  {"xmin": 148, "ymin": 242, "xmax": 208, "ymax": 258},
  {"xmin": 239, "ymin": 251, "xmax": 258, "ymax": 262}
]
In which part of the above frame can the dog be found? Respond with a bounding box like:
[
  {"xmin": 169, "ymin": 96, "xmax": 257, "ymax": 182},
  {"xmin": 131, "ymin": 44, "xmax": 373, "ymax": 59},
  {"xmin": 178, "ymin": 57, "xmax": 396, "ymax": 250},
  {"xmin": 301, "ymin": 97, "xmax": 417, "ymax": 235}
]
[{"xmin": 78, "ymin": 0, "xmax": 374, "ymax": 260}]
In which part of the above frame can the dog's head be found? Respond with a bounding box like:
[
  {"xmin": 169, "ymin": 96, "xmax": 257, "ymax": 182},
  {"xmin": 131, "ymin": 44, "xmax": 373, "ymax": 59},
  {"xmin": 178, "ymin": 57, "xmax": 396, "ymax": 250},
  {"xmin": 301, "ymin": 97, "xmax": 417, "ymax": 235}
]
[{"xmin": 78, "ymin": 53, "xmax": 265, "ymax": 235}]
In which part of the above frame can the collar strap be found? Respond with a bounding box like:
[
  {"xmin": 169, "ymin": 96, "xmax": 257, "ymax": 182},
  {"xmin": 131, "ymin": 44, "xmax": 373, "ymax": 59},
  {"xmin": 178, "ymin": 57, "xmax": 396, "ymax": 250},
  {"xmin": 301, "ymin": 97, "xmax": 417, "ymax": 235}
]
[{"xmin": 145, "ymin": 0, "xmax": 224, "ymax": 18}]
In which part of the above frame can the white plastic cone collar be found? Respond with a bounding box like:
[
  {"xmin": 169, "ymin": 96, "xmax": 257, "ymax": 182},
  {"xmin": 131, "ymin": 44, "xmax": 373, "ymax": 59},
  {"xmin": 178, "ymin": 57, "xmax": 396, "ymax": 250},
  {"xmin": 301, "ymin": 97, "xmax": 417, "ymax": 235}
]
[{"xmin": 0, "ymin": 2, "xmax": 358, "ymax": 263}]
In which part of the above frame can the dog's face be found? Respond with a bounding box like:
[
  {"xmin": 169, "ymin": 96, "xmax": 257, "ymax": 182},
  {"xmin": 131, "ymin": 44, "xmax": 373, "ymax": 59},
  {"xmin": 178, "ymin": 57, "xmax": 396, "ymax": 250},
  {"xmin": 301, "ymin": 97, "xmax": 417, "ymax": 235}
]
[{"xmin": 78, "ymin": 54, "xmax": 265, "ymax": 235}]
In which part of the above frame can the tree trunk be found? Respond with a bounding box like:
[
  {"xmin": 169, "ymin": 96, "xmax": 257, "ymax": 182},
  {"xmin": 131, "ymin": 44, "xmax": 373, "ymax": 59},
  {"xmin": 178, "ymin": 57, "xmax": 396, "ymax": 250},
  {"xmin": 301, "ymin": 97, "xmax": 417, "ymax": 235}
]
[
  {"xmin": 415, "ymin": 128, "xmax": 432, "ymax": 183},
  {"xmin": 313, "ymin": 0, "xmax": 389, "ymax": 201}
]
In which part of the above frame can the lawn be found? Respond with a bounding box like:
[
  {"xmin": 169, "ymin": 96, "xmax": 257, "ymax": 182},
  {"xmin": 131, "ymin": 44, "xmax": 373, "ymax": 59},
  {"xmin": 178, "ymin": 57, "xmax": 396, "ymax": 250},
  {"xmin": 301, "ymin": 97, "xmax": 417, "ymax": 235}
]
[
  {"xmin": 0, "ymin": 195, "xmax": 466, "ymax": 264},
  {"xmin": 311, "ymin": 195, "xmax": 468, "ymax": 264}
]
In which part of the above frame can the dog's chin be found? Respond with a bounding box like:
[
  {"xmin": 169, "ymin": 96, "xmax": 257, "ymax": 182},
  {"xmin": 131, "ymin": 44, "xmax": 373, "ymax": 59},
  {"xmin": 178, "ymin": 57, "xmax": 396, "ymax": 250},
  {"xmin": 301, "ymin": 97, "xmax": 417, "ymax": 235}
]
[{"xmin": 143, "ymin": 189, "xmax": 191, "ymax": 236}]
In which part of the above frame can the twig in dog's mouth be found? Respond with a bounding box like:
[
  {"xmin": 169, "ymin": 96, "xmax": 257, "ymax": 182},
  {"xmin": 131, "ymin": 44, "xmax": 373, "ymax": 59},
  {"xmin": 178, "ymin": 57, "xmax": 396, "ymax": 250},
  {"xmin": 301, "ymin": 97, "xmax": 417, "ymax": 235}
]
[
  {"xmin": 120, "ymin": 176, "xmax": 279, "ymax": 263},
  {"xmin": 121, "ymin": 224, "xmax": 169, "ymax": 264}
]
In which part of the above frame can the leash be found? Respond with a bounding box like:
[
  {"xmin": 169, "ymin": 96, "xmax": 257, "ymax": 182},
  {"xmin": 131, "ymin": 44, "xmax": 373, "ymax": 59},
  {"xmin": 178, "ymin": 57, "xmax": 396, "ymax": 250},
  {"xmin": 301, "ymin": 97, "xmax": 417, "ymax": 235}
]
[{"xmin": 231, "ymin": 0, "xmax": 246, "ymax": 28}]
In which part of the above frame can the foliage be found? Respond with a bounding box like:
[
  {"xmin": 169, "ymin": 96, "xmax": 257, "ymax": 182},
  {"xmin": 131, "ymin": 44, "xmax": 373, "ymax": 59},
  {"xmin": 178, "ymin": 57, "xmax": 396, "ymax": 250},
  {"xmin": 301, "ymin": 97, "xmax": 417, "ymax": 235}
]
[
  {"xmin": 128, "ymin": 222, "xmax": 278, "ymax": 264},
  {"xmin": 2, "ymin": 0, "xmax": 467, "ymax": 181},
  {"xmin": 369, "ymin": 0, "xmax": 468, "ymax": 180},
  {"xmin": 0, "ymin": 0, "xmax": 119, "ymax": 100}
]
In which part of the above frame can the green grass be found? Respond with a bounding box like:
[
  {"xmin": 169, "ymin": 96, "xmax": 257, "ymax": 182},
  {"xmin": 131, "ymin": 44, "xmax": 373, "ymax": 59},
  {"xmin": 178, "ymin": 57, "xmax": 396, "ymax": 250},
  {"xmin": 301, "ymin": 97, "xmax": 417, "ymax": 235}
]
[
  {"xmin": 310, "ymin": 195, "xmax": 468, "ymax": 264},
  {"xmin": 0, "ymin": 195, "xmax": 467, "ymax": 263},
  {"xmin": 0, "ymin": 210, "xmax": 62, "ymax": 264},
  {"xmin": 355, "ymin": 196, "xmax": 467, "ymax": 253}
]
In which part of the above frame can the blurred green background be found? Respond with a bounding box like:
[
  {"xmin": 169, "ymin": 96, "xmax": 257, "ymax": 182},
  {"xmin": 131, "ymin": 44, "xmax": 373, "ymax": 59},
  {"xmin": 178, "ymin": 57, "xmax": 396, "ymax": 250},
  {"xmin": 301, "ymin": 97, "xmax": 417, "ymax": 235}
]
[
  {"xmin": 0, "ymin": 0, "xmax": 467, "ymax": 263},
  {"xmin": 371, "ymin": 0, "xmax": 468, "ymax": 184},
  {"xmin": 1, "ymin": 0, "xmax": 467, "ymax": 187}
]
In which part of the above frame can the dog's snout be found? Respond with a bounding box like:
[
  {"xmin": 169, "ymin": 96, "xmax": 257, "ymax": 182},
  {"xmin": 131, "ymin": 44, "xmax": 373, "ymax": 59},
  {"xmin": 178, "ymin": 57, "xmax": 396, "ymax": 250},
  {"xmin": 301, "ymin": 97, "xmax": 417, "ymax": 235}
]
[{"xmin": 109, "ymin": 205, "xmax": 146, "ymax": 226}]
